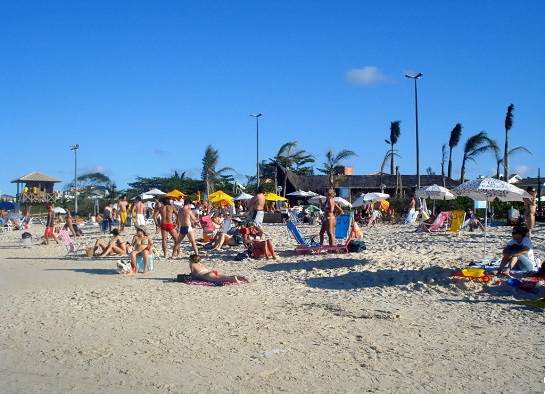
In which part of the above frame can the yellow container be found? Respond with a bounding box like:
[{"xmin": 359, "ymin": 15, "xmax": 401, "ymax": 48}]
[{"xmin": 462, "ymin": 268, "xmax": 485, "ymax": 277}]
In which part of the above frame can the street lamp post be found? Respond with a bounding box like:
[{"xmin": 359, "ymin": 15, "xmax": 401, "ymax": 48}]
[
  {"xmin": 405, "ymin": 72, "xmax": 423, "ymax": 190},
  {"xmin": 70, "ymin": 144, "xmax": 80, "ymax": 215},
  {"xmin": 250, "ymin": 113, "xmax": 263, "ymax": 188}
]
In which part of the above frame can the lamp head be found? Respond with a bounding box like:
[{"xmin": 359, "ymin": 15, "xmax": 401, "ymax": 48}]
[
  {"xmin": 250, "ymin": 113, "xmax": 263, "ymax": 118},
  {"xmin": 70, "ymin": 144, "xmax": 80, "ymax": 151}
]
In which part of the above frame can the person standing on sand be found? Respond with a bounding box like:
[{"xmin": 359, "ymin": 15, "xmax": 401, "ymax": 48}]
[
  {"xmin": 188, "ymin": 254, "xmax": 250, "ymax": 283},
  {"xmin": 118, "ymin": 195, "xmax": 128, "ymax": 233},
  {"xmin": 319, "ymin": 190, "xmax": 344, "ymax": 246},
  {"xmin": 63, "ymin": 206, "xmax": 79, "ymax": 237},
  {"xmin": 155, "ymin": 197, "xmax": 179, "ymax": 258},
  {"xmin": 523, "ymin": 186, "xmax": 537, "ymax": 237},
  {"xmin": 132, "ymin": 196, "xmax": 146, "ymax": 227},
  {"xmin": 404, "ymin": 196, "xmax": 417, "ymax": 223},
  {"xmin": 247, "ymin": 185, "xmax": 265, "ymax": 226},
  {"xmin": 43, "ymin": 204, "xmax": 59, "ymax": 245},
  {"xmin": 173, "ymin": 199, "xmax": 199, "ymax": 258}
]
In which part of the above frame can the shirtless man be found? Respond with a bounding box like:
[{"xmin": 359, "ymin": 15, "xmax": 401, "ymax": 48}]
[
  {"xmin": 173, "ymin": 199, "xmax": 199, "ymax": 257},
  {"xmin": 118, "ymin": 195, "xmax": 129, "ymax": 233},
  {"xmin": 132, "ymin": 196, "xmax": 147, "ymax": 227},
  {"xmin": 154, "ymin": 197, "xmax": 179, "ymax": 258},
  {"xmin": 247, "ymin": 185, "xmax": 265, "ymax": 226},
  {"xmin": 523, "ymin": 186, "xmax": 537, "ymax": 237}
]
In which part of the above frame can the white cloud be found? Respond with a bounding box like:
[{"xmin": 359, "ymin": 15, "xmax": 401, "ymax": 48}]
[
  {"xmin": 345, "ymin": 66, "xmax": 388, "ymax": 85},
  {"xmin": 81, "ymin": 165, "xmax": 109, "ymax": 175},
  {"xmin": 513, "ymin": 165, "xmax": 531, "ymax": 177}
]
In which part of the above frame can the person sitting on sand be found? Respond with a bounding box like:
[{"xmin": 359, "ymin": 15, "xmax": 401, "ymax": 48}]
[
  {"xmin": 129, "ymin": 225, "xmax": 154, "ymax": 273},
  {"xmin": 211, "ymin": 218, "xmax": 244, "ymax": 250},
  {"xmin": 188, "ymin": 254, "xmax": 250, "ymax": 283},
  {"xmin": 93, "ymin": 228, "xmax": 128, "ymax": 257},
  {"xmin": 493, "ymin": 225, "xmax": 536, "ymax": 277},
  {"xmin": 239, "ymin": 220, "xmax": 263, "ymax": 243}
]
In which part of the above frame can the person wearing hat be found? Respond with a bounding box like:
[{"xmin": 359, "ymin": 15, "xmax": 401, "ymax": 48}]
[
  {"xmin": 93, "ymin": 228, "xmax": 128, "ymax": 257},
  {"xmin": 210, "ymin": 218, "xmax": 243, "ymax": 250},
  {"xmin": 129, "ymin": 225, "xmax": 154, "ymax": 273}
]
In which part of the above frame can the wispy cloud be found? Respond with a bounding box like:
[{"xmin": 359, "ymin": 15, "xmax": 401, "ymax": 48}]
[
  {"xmin": 153, "ymin": 149, "xmax": 168, "ymax": 156},
  {"xmin": 513, "ymin": 165, "xmax": 531, "ymax": 177},
  {"xmin": 345, "ymin": 66, "xmax": 388, "ymax": 85},
  {"xmin": 81, "ymin": 165, "xmax": 109, "ymax": 175}
]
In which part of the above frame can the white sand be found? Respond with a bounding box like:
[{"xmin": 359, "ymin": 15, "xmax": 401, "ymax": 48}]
[{"xmin": 0, "ymin": 221, "xmax": 544, "ymax": 393}]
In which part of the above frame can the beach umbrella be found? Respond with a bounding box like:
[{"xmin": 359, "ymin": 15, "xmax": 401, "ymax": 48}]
[
  {"xmin": 308, "ymin": 195, "xmax": 326, "ymax": 205},
  {"xmin": 304, "ymin": 205, "xmax": 321, "ymax": 213},
  {"xmin": 352, "ymin": 192, "xmax": 390, "ymax": 208},
  {"xmin": 54, "ymin": 207, "xmax": 66, "ymax": 214},
  {"xmin": 138, "ymin": 193, "xmax": 154, "ymax": 200},
  {"xmin": 147, "ymin": 188, "xmax": 166, "ymax": 195},
  {"xmin": 286, "ymin": 190, "xmax": 312, "ymax": 197},
  {"xmin": 265, "ymin": 192, "xmax": 287, "ymax": 202},
  {"xmin": 334, "ymin": 197, "xmax": 352, "ymax": 209},
  {"xmin": 0, "ymin": 201, "xmax": 16, "ymax": 210},
  {"xmin": 234, "ymin": 192, "xmax": 253, "ymax": 200},
  {"xmin": 207, "ymin": 190, "xmax": 233, "ymax": 202},
  {"xmin": 415, "ymin": 184, "xmax": 455, "ymax": 213},
  {"xmin": 165, "ymin": 189, "xmax": 187, "ymax": 199},
  {"xmin": 452, "ymin": 177, "xmax": 532, "ymax": 261}
]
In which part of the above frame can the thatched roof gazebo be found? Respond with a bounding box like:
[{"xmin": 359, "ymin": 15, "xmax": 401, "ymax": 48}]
[{"xmin": 11, "ymin": 171, "xmax": 62, "ymax": 204}]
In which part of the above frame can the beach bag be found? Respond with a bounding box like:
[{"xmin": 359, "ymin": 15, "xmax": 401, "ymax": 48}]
[
  {"xmin": 85, "ymin": 247, "xmax": 95, "ymax": 258},
  {"xmin": 249, "ymin": 240, "xmax": 273, "ymax": 259},
  {"xmin": 116, "ymin": 260, "xmax": 132, "ymax": 274},
  {"xmin": 348, "ymin": 240, "xmax": 366, "ymax": 253},
  {"xmin": 234, "ymin": 250, "xmax": 251, "ymax": 261},
  {"xmin": 233, "ymin": 234, "xmax": 244, "ymax": 245}
]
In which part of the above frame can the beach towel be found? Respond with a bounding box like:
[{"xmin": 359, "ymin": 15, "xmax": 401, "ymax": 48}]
[{"xmin": 176, "ymin": 273, "xmax": 238, "ymax": 286}]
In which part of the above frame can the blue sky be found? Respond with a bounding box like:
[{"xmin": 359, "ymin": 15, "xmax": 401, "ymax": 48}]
[{"xmin": 1, "ymin": 1, "xmax": 544, "ymax": 197}]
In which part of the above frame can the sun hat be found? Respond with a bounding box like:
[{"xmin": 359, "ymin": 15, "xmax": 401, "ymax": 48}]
[{"xmin": 136, "ymin": 225, "xmax": 148, "ymax": 235}]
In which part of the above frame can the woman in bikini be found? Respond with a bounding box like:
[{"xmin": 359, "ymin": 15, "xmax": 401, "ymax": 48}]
[
  {"xmin": 93, "ymin": 228, "xmax": 128, "ymax": 257},
  {"xmin": 188, "ymin": 254, "xmax": 250, "ymax": 283},
  {"xmin": 319, "ymin": 190, "xmax": 344, "ymax": 246},
  {"xmin": 129, "ymin": 225, "xmax": 154, "ymax": 273}
]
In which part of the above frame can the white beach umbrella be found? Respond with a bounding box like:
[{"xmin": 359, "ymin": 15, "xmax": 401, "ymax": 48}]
[
  {"xmin": 54, "ymin": 207, "xmax": 66, "ymax": 214},
  {"xmin": 286, "ymin": 190, "xmax": 312, "ymax": 197},
  {"xmin": 308, "ymin": 195, "xmax": 326, "ymax": 205},
  {"xmin": 415, "ymin": 184, "xmax": 454, "ymax": 213},
  {"xmin": 147, "ymin": 188, "xmax": 166, "ymax": 195},
  {"xmin": 452, "ymin": 177, "xmax": 532, "ymax": 261},
  {"xmin": 233, "ymin": 192, "xmax": 253, "ymax": 200},
  {"xmin": 353, "ymin": 192, "xmax": 390, "ymax": 207}
]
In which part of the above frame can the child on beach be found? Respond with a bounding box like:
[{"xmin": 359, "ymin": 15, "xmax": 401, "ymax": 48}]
[{"xmin": 188, "ymin": 254, "xmax": 250, "ymax": 283}]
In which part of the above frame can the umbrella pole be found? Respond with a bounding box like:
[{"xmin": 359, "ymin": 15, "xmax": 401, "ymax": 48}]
[{"xmin": 483, "ymin": 201, "xmax": 488, "ymax": 262}]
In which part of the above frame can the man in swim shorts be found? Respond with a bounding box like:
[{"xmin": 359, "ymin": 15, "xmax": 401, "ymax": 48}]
[
  {"xmin": 173, "ymin": 199, "xmax": 199, "ymax": 258},
  {"xmin": 118, "ymin": 195, "xmax": 129, "ymax": 232},
  {"xmin": 247, "ymin": 185, "xmax": 265, "ymax": 226},
  {"xmin": 155, "ymin": 197, "xmax": 179, "ymax": 258},
  {"xmin": 132, "ymin": 196, "xmax": 146, "ymax": 226}
]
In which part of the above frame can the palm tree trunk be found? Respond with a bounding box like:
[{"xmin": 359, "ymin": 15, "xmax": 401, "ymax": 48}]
[
  {"xmin": 447, "ymin": 147, "xmax": 453, "ymax": 178},
  {"xmin": 503, "ymin": 132, "xmax": 509, "ymax": 181},
  {"xmin": 390, "ymin": 144, "xmax": 395, "ymax": 175}
]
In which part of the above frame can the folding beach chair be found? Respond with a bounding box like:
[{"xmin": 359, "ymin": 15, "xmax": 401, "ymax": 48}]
[
  {"xmin": 286, "ymin": 221, "xmax": 320, "ymax": 246},
  {"xmin": 294, "ymin": 213, "xmax": 354, "ymax": 254},
  {"xmin": 418, "ymin": 211, "xmax": 451, "ymax": 233},
  {"xmin": 58, "ymin": 230, "xmax": 87, "ymax": 258}
]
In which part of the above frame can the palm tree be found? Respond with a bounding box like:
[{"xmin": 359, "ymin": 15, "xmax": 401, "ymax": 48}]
[
  {"xmin": 441, "ymin": 143, "xmax": 447, "ymax": 186},
  {"xmin": 460, "ymin": 131, "xmax": 498, "ymax": 182},
  {"xmin": 495, "ymin": 146, "xmax": 532, "ymax": 179},
  {"xmin": 379, "ymin": 150, "xmax": 401, "ymax": 190},
  {"xmin": 448, "ymin": 123, "xmax": 462, "ymax": 178},
  {"xmin": 503, "ymin": 103, "xmax": 515, "ymax": 180},
  {"xmin": 317, "ymin": 149, "xmax": 358, "ymax": 189},
  {"xmin": 273, "ymin": 141, "xmax": 314, "ymax": 196},
  {"xmin": 201, "ymin": 145, "xmax": 236, "ymax": 196},
  {"xmin": 385, "ymin": 121, "xmax": 401, "ymax": 175}
]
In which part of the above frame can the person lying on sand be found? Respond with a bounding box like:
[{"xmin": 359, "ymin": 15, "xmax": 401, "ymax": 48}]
[{"xmin": 188, "ymin": 254, "xmax": 250, "ymax": 283}]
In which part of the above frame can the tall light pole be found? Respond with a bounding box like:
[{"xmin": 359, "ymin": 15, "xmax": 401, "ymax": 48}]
[
  {"xmin": 405, "ymin": 72, "xmax": 423, "ymax": 190},
  {"xmin": 70, "ymin": 144, "xmax": 80, "ymax": 215},
  {"xmin": 250, "ymin": 113, "xmax": 263, "ymax": 188}
]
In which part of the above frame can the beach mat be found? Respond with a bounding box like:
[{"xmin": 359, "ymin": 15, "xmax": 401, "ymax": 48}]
[
  {"xmin": 514, "ymin": 298, "xmax": 545, "ymax": 309},
  {"xmin": 176, "ymin": 274, "xmax": 237, "ymax": 286}
]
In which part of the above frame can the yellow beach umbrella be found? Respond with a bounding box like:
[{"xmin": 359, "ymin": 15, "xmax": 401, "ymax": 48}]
[
  {"xmin": 207, "ymin": 190, "xmax": 234, "ymax": 203},
  {"xmin": 265, "ymin": 192, "xmax": 287, "ymax": 202},
  {"xmin": 165, "ymin": 189, "xmax": 187, "ymax": 199}
]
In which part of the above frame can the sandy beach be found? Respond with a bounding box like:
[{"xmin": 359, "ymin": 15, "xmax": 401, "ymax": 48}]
[{"xmin": 1, "ymin": 220, "xmax": 544, "ymax": 393}]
